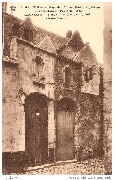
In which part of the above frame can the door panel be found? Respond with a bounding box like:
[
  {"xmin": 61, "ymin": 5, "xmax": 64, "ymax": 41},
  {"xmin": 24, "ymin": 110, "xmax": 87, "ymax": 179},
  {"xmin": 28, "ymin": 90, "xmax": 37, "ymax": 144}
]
[
  {"xmin": 25, "ymin": 95, "xmax": 48, "ymax": 165},
  {"xmin": 56, "ymin": 110, "xmax": 74, "ymax": 161}
]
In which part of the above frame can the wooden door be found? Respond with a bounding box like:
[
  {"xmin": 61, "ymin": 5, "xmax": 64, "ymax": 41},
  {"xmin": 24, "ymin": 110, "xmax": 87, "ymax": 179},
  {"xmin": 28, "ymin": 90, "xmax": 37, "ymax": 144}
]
[
  {"xmin": 25, "ymin": 94, "xmax": 48, "ymax": 166},
  {"xmin": 56, "ymin": 109, "xmax": 74, "ymax": 161}
]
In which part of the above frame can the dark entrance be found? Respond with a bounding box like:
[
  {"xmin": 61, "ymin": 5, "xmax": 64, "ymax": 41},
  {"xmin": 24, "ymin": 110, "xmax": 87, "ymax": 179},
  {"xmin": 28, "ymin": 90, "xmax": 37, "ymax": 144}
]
[
  {"xmin": 25, "ymin": 93, "xmax": 48, "ymax": 166},
  {"xmin": 56, "ymin": 98, "xmax": 75, "ymax": 161}
]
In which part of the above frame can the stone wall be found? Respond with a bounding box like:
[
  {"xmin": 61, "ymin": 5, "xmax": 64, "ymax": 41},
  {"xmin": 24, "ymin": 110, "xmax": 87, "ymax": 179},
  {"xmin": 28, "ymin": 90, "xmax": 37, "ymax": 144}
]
[
  {"xmin": 74, "ymin": 93, "xmax": 103, "ymax": 161},
  {"xmin": 54, "ymin": 57, "xmax": 82, "ymax": 101},
  {"xmin": 17, "ymin": 39, "xmax": 55, "ymax": 99},
  {"xmin": 2, "ymin": 61, "xmax": 25, "ymax": 152},
  {"xmin": 17, "ymin": 40, "xmax": 56, "ymax": 153},
  {"xmin": 54, "ymin": 55, "xmax": 103, "ymax": 161},
  {"xmin": 2, "ymin": 37, "xmax": 56, "ymax": 153},
  {"xmin": 73, "ymin": 43, "xmax": 101, "ymax": 96}
]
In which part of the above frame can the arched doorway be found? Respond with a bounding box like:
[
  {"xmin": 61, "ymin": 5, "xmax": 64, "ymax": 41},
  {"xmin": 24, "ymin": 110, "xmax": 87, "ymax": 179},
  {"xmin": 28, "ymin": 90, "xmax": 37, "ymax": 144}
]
[
  {"xmin": 25, "ymin": 93, "xmax": 48, "ymax": 166},
  {"xmin": 56, "ymin": 98, "xmax": 76, "ymax": 161}
]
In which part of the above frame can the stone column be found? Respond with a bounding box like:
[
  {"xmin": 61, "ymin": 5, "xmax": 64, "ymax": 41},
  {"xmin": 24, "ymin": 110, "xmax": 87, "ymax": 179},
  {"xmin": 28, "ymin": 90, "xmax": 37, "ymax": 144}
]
[
  {"xmin": 103, "ymin": 3, "xmax": 112, "ymax": 174},
  {"xmin": 48, "ymin": 100, "xmax": 55, "ymax": 162}
]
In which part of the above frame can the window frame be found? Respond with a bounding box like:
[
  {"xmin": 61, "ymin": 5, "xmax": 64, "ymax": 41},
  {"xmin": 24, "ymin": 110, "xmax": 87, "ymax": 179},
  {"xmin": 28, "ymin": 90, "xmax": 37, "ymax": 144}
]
[
  {"xmin": 32, "ymin": 56, "xmax": 45, "ymax": 84},
  {"xmin": 64, "ymin": 65, "xmax": 73, "ymax": 89},
  {"xmin": 84, "ymin": 68, "xmax": 93, "ymax": 82}
]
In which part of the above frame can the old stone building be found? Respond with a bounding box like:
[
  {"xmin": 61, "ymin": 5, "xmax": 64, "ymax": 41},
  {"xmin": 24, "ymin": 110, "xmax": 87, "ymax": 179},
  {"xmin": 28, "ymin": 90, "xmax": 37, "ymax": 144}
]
[{"xmin": 2, "ymin": 5, "xmax": 105, "ymax": 173}]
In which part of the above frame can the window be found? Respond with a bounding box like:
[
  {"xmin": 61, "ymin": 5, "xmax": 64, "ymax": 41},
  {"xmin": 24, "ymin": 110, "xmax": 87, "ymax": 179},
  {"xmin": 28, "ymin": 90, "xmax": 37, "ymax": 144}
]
[
  {"xmin": 65, "ymin": 66, "xmax": 72, "ymax": 88},
  {"xmin": 33, "ymin": 56, "xmax": 45, "ymax": 84},
  {"xmin": 84, "ymin": 68, "xmax": 93, "ymax": 82},
  {"xmin": 24, "ymin": 28, "xmax": 33, "ymax": 42},
  {"xmin": 36, "ymin": 60, "xmax": 44, "ymax": 80}
]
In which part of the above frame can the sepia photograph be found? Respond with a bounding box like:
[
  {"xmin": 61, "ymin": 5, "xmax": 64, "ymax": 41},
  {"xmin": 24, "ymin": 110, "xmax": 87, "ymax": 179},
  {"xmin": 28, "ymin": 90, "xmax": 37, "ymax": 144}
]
[{"xmin": 2, "ymin": 1, "xmax": 112, "ymax": 177}]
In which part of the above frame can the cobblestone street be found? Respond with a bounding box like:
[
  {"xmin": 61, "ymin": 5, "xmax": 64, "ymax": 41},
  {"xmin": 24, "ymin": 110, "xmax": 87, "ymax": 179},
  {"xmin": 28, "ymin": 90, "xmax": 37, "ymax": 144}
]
[{"xmin": 24, "ymin": 159, "xmax": 105, "ymax": 175}]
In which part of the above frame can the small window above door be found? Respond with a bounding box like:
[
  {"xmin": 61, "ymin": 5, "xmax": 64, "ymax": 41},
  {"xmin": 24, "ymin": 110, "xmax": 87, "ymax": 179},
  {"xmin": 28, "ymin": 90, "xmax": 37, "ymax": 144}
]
[{"xmin": 32, "ymin": 56, "xmax": 45, "ymax": 85}]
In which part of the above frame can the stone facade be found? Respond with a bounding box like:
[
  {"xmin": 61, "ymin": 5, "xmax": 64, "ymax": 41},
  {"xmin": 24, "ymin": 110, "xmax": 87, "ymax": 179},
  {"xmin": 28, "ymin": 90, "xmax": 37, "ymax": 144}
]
[{"xmin": 2, "ymin": 10, "xmax": 105, "ymax": 174}]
